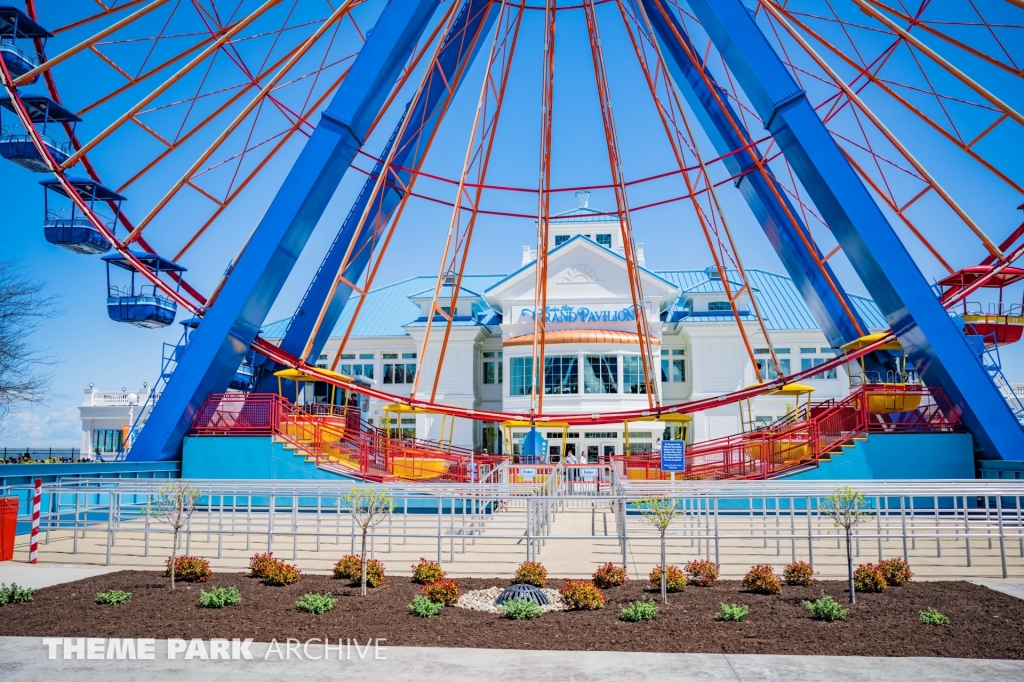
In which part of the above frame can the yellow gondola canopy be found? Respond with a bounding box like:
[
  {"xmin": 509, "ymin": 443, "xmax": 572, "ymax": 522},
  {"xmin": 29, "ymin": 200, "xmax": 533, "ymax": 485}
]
[
  {"xmin": 840, "ymin": 333, "xmax": 902, "ymax": 352},
  {"xmin": 741, "ymin": 382, "xmax": 815, "ymax": 395},
  {"xmin": 274, "ymin": 367, "xmax": 353, "ymax": 383},
  {"xmin": 769, "ymin": 383, "xmax": 815, "ymax": 396},
  {"xmin": 500, "ymin": 420, "xmax": 570, "ymax": 429},
  {"xmin": 381, "ymin": 403, "xmax": 433, "ymax": 414}
]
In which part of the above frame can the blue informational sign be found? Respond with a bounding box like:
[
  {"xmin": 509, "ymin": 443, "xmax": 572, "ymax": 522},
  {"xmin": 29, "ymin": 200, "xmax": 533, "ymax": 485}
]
[{"xmin": 661, "ymin": 440, "xmax": 686, "ymax": 472}]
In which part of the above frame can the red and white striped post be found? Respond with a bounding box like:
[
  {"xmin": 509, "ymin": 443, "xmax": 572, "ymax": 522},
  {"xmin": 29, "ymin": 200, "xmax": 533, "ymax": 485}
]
[{"xmin": 29, "ymin": 478, "xmax": 41, "ymax": 564}]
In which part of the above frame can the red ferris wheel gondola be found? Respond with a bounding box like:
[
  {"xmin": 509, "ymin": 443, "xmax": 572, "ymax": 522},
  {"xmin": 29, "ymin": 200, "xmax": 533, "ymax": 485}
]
[{"xmin": 938, "ymin": 266, "xmax": 1024, "ymax": 348}]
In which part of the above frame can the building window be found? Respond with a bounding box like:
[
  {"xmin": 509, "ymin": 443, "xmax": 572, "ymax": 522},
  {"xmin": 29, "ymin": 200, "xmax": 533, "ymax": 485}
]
[
  {"xmin": 596, "ymin": 234, "xmax": 611, "ymax": 247},
  {"xmin": 555, "ymin": 235, "xmax": 569, "ymax": 246},
  {"xmin": 510, "ymin": 357, "xmax": 534, "ymax": 396},
  {"xmin": 628, "ymin": 442, "xmax": 653, "ymax": 455},
  {"xmin": 483, "ymin": 351, "xmax": 503, "ymax": 384},
  {"xmin": 584, "ymin": 432, "xmax": 618, "ymax": 439},
  {"xmin": 93, "ymin": 429, "xmax": 123, "ymax": 453},
  {"xmin": 383, "ymin": 352, "xmax": 416, "ymax": 384},
  {"xmin": 756, "ymin": 358, "xmax": 791, "ymax": 380},
  {"xmin": 661, "ymin": 348, "xmax": 685, "ymax": 383},
  {"xmin": 623, "ymin": 355, "xmax": 649, "ymax": 394},
  {"xmin": 387, "ymin": 417, "xmax": 416, "ymax": 439},
  {"xmin": 801, "ymin": 357, "xmax": 837, "ymax": 379},
  {"xmin": 708, "ymin": 301, "xmax": 731, "ymax": 311},
  {"xmin": 544, "ymin": 355, "xmax": 578, "ymax": 395},
  {"xmin": 583, "ymin": 354, "xmax": 617, "ymax": 394}
]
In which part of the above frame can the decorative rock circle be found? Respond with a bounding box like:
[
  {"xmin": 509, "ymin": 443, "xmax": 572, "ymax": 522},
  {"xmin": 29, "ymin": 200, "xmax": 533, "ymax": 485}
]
[{"xmin": 495, "ymin": 583, "xmax": 550, "ymax": 606}]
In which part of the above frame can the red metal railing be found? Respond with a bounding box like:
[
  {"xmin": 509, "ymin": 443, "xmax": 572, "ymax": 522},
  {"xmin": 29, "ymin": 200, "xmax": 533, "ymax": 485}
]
[
  {"xmin": 191, "ymin": 393, "xmax": 503, "ymax": 483},
  {"xmin": 613, "ymin": 385, "xmax": 961, "ymax": 482}
]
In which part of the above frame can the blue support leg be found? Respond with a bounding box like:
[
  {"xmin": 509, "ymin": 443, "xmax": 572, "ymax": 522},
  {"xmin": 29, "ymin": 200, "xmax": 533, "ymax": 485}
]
[
  {"xmin": 676, "ymin": 0, "xmax": 1023, "ymax": 460},
  {"xmin": 637, "ymin": 0, "xmax": 883, "ymax": 371},
  {"xmin": 257, "ymin": 0, "xmax": 499, "ymax": 393},
  {"xmin": 129, "ymin": 0, "xmax": 442, "ymax": 461}
]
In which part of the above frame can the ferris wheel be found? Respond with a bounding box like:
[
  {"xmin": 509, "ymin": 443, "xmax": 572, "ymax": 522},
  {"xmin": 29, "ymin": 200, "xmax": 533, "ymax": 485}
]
[{"xmin": 0, "ymin": 0, "xmax": 1022, "ymax": 462}]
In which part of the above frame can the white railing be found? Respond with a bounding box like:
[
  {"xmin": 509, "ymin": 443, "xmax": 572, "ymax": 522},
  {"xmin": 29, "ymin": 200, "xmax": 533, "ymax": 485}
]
[{"xmin": 7, "ymin": 478, "xmax": 1024, "ymax": 578}]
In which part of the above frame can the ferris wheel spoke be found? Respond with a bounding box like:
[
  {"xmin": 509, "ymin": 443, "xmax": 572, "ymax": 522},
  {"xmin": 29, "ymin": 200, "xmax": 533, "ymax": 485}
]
[
  {"xmin": 858, "ymin": 0, "xmax": 1024, "ymax": 77},
  {"xmin": 854, "ymin": 0, "xmax": 1024, "ymax": 129},
  {"xmin": 60, "ymin": 0, "xmax": 282, "ymax": 171},
  {"xmin": 623, "ymin": 0, "xmax": 782, "ymax": 381},
  {"xmin": 174, "ymin": 67, "xmax": 350, "ymax": 262},
  {"xmin": 584, "ymin": 0, "xmax": 657, "ymax": 405},
  {"xmin": 13, "ymin": 0, "xmax": 174, "ymax": 87},
  {"xmin": 763, "ymin": 4, "xmax": 1011, "ymax": 260},
  {"xmin": 770, "ymin": 5, "xmax": 1024, "ymax": 196},
  {"xmin": 125, "ymin": 0, "xmax": 359, "ymax": 242}
]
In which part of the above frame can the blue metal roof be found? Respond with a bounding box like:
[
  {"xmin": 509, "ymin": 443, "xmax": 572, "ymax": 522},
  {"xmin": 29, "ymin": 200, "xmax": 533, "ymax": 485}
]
[
  {"xmin": 262, "ymin": 274, "xmax": 507, "ymax": 339},
  {"xmin": 655, "ymin": 268, "xmax": 887, "ymax": 332},
  {"xmin": 261, "ymin": 268, "xmax": 887, "ymax": 339},
  {"xmin": 408, "ymin": 283, "xmax": 483, "ymax": 300}
]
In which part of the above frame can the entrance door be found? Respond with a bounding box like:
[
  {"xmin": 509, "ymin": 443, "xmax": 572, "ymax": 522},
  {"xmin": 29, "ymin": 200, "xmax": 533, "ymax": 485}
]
[
  {"xmin": 587, "ymin": 445, "xmax": 599, "ymax": 464},
  {"xmin": 601, "ymin": 443, "xmax": 615, "ymax": 462}
]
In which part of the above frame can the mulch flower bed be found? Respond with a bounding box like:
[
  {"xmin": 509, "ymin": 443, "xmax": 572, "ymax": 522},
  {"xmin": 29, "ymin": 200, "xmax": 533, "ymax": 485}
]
[{"xmin": 3, "ymin": 570, "xmax": 1024, "ymax": 658}]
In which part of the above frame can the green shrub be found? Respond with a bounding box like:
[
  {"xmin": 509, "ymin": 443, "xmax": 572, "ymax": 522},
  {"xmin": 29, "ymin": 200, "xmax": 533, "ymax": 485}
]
[
  {"xmin": 783, "ymin": 560, "xmax": 815, "ymax": 586},
  {"xmin": 165, "ymin": 556, "xmax": 211, "ymax": 583},
  {"xmin": 198, "ymin": 586, "xmax": 241, "ymax": 608},
  {"xmin": 0, "ymin": 583, "xmax": 35, "ymax": 605},
  {"xmin": 742, "ymin": 565, "xmax": 781, "ymax": 595},
  {"xmin": 591, "ymin": 563, "xmax": 627, "ymax": 588},
  {"xmin": 620, "ymin": 599, "xmax": 659, "ymax": 622},
  {"xmin": 684, "ymin": 559, "xmax": 719, "ymax": 587},
  {"xmin": 263, "ymin": 560, "xmax": 302, "ymax": 586},
  {"xmin": 333, "ymin": 554, "xmax": 362, "ymax": 581},
  {"xmin": 249, "ymin": 552, "xmax": 277, "ymax": 578},
  {"xmin": 94, "ymin": 590, "xmax": 131, "ymax": 605},
  {"xmin": 411, "ymin": 558, "xmax": 446, "ymax": 585},
  {"xmin": 501, "ymin": 597, "xmax": 542, "ymax": 620},
  {"xmin": 296, "ymin": 592, "xmax": 337, "ymax": 615},
  {"xmin": 422, "ymin": 579, "xmax": 460, "ymax": 606},
  {"xmin": 512, "ymin": 561, "xmax": 547, "ymax": 588},
  {"xmin": 559, "ymin": 580, "xmax": 606, "ymax": 610},
  {"xmin": 803, "ymin": 592, "xmax": 850, "ymax": 622},
  {"xmin": 408, "ymin": 595, "xmax": 444, "ymax": 618},
  {"xmin": 716, "ymin": 603, "xmax": 749, "ymax": 622},
  {"xmin": 879, "ymin": 558, "xmax": 914, "ymax": 586},
  {"xmin": 920, "ymin": 607, "xmax": 949, "ymax": 626},
  {"xmin": 853, "ymin": 563, "xmax": 887, "ymax": 593},
  {"xmin": 649, "ymin": 565, "xmax": 686, "ymax": 592}
]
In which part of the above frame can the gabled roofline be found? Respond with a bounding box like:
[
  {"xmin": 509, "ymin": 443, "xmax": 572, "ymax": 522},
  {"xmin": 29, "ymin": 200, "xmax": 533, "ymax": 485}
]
[{"xmin": 483, "ymin": 234, "xmax": 680, "ymax": 305}]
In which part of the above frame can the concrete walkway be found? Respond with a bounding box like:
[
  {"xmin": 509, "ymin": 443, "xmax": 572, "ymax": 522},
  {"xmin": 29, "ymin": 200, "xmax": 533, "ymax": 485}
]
[
  {"xmin": 1, "ymin": 638, "xmax": 1021, "ymax": 681},
  {"xmin": 0, "ymin": 562, "xmax": 119, "ymax": 590}
]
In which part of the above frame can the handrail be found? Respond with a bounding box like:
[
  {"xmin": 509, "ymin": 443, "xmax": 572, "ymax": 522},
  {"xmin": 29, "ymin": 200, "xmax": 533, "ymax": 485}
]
[{"xmin": 613, "ymin": 385, "xmax": 960, "ymax": 481}]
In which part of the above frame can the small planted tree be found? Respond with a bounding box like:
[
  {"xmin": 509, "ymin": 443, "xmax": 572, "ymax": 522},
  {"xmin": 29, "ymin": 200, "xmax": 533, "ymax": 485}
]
[
  {"xmin": 145, "ymin": 482, "xmax": 201, "ymax": 590},
  {"xmin": 343, "ymin": 487, "xmax": 394, "ymax": 595},
  {"xmin": 819, "ymin": 486, "xmax": 868, "ymax": 604},
  {"xmin": 636, "ymin": 496, "xmax": 681, "ymax": 604}
]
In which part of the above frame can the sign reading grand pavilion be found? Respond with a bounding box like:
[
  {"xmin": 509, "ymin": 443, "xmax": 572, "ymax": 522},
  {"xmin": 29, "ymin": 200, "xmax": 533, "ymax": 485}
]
[{"xmin": 516, "ymin": 305, "xmax": 638, "ymax": 324}]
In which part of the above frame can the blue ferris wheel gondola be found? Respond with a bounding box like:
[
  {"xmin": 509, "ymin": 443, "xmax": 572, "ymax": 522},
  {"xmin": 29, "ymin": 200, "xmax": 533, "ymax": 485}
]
[
  {"xmin": 102, "ymin": 251, "xmax": 186, "ymax": 329},
  {"xmin": 39, "ymin": 177, "xmax": 123, "ymax": 254},
  {"xmin": 0, "ymin": 6, "xmax": 50, "ymax": 85},
  {"xmin": 0, "ymin": 94, "xmax": 79, "ymax": 171}
]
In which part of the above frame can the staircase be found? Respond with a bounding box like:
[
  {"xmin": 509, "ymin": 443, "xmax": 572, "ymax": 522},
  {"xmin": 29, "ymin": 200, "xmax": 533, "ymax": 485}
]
[
  {"xmin": 614, "ymin": 384, "xmax": 960, "ymax": 481},
  {"xmin": 952, "ymin": 314, "xmax": 1024, "ymax": 424},
  {"xmin": 191, "ymin": 393, "xmax": 503, "ymax": 483}
]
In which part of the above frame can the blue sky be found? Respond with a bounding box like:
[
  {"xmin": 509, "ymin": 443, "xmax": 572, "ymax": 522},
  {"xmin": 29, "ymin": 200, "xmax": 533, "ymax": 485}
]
[{"xmin": 1, "ymin": 0, "xmax": 1021, "ymax": 447}]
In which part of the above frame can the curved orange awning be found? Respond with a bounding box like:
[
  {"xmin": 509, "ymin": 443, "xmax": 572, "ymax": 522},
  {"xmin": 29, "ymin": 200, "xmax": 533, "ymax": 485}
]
[{"xmin": 503, "ymin": 329, "xmax": 660, "ymax": 346}]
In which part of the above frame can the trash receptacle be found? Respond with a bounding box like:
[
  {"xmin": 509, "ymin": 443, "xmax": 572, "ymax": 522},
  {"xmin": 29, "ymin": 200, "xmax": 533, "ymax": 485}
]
[{"xmin": 0, "ymin": 496, "xmax": 18, "ymax": 561}]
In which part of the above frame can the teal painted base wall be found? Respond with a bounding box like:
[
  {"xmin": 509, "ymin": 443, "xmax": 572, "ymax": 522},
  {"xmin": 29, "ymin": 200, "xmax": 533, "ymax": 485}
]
[
  {"xmin": 182, "ymin": 436, "xmax": 356, "ymax": 481},
  {"xmin": 784, "ymin": 433, "xmax": 974, "ymax": 480}
]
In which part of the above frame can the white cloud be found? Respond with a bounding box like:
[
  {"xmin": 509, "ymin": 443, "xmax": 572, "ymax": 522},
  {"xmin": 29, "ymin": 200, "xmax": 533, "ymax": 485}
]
[{"xmin": 0, "ymin": 404, "xmax": 80, "ymax": 448}]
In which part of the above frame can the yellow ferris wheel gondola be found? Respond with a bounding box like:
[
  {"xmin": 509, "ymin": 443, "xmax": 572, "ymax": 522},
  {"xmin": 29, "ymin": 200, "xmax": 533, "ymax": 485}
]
[
  {"xmin": 839, "ymin": 334, "xmax": 922, "ymax": 413},
  {"xmin": 622, "ymin": 413, "xmax": 692, "ymax": 455}
]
